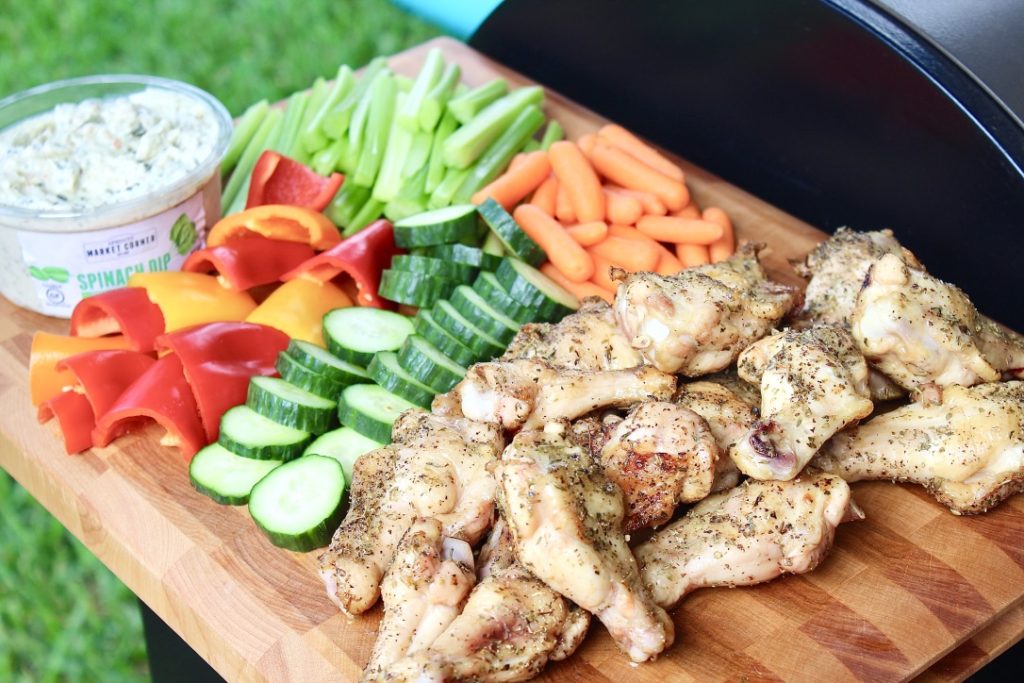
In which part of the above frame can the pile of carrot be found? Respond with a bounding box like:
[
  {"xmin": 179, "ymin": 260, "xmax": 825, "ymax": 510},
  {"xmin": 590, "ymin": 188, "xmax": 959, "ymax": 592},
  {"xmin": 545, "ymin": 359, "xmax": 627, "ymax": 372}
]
[{"xmin": 471, "ymin": 123, "xmax": 735, "ymax": 303}]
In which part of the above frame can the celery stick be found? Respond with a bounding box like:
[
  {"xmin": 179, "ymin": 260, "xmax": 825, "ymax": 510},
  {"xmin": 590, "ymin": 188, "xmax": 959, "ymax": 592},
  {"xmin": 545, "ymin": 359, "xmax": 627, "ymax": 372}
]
[
  {"xmin": 419, "ymin": 63, "xmax": 461, "ymax": 132},
  {"xmin": 443, "ymin": 86, "xmax": 544, "ymax": 169},
  {"xmin": 269, "ymin": 91, "xmax": 309, "ymax": 155},
  {"xmin": 353, "ymin": 74, "xmax": 397, "ymax": 188},
  {"xmin": 398, "ymin": 47, "xmax": 445, "ymax": 132},
  {"xmin": 522, "ymin": 138, "xmax": 541, "ymax": 153},
  {"xmin": 425, "ymin": 112, "xmax": 458, "ymax": 194},
  {"xmin": 452, "ymin": 105, "xmax": 545, "ymax": 203},
  {"xmin": 325, "ymin": 182, "xmax": 372, "ymax": 229},
  {"xmin": 429, "ymin": 167, "xmax": 470, "ymax": 209},
  {"xmin": 221, "ymin": 100, "xmax": 268, "ymax": 178},
  {"xmin": 396, "ymin": 75, "xmax": 414, "ymax": 93},
  {"xmin": 290, "ymin": 78, "xmax": 330, "ymax": 162},
  {"xmin": 311, "ymin": 136, "xmax": 348, "ymax": 175},
  {"xmin": 322, "ymin": 57, "xmax": 387, "ymax": 140},
  {"xmin": 345, "ymin": 198, "xmax": 384, "ymax": 236},
  {"xmin": 482, "ymin": 229, "xmax": 505, "ymax": 256},
  {"xmin": 372, "ymin": 93, "xmax": 415, "ymax": 203},
  {"xmin": 348, "ymin": 69, "xmax": 388, "ymax": 161},
  {"xmin": 384, "ymin": 166, "xmax": 429, "ymax": 222},
  {"xmin": 539, "ymin": 119, "xmax": 564, "ymax": 150},
  {"xmin": 221, "ymin": 107, "xmax": 283, "ymax": 213},
  {"xmin": 402, "ymin": 130, "xmax": 432, "ymax": 178},
  {"xmin": 448, "ymin": 79, "xmax": 508, "ymax": 125},
  {"xmin": 301, "ymin": 65, "xmax": 355, "ymax": 153}
]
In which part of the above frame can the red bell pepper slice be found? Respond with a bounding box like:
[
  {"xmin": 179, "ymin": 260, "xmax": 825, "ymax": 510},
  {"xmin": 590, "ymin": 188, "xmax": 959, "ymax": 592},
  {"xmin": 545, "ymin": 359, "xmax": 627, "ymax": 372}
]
[
  {"xmin": 69, "ymin": 288, "xmax": 166, "ymax": 353},
  {"xmin": 281, "ymin": 219, "xmax": 400, "ymax": 309},
  {"xmin": 155, "ymin": 322, "xmax": 289, "ymax": 442},
  {"xmin": 57, "ymin": 349, "xmax": 157, "ymax": 417},
  {"xmin": 181, "ymin": 237, "xmax": 315, "ymax": 291},
  {"xmin": 38, "ymin": 391, "xmax": 96, "ymax": 455},
  {"xmin": 246, "ymin": 150, "xmax": 344, "ymax": 212},
  {"xmin": 92, "ymin": 353, "xmax": 207, "ymax": 459}
]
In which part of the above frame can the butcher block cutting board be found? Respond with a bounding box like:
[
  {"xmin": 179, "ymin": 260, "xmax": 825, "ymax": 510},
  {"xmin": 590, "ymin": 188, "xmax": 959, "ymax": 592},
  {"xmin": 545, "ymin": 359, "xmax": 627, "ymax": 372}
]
[{"xmin": 1, "ymin": 37, "xmax": 1022, "ymax": 683}]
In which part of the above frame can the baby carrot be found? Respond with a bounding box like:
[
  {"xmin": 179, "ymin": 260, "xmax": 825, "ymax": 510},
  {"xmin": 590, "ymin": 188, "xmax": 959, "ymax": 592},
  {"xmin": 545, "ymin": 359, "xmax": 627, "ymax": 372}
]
[
  {"xmin": 676, "ymin": 243, "xmax": 711, "ymax": 267},
  {"xmin": 590, "ymin": 141, "xmax": 689, "ymax": 211},
  {"xmin": 672, "ymin": 203, "xmax": 701, "ymax": 219},
  {"xmin": 589, "ymin": 234, "xmax": 660, "ymax": 271},
  {"xmin": 603, "ymin": 188, "xmax": 643, "ymax": 225},
  {"xmin": 472, "ymin": 150, "xmax": 551, "ymax": 209},
  {"xmin": 555, "ymin": 181, "xmax": 576, "ymax": 223},
  {"xmin": 637, "ymin": 216, "xmax": 723, "ymax": 244},
  {"xmin": 513, "ymin": 204, "xmax": 594, "ymax": 282},
  {"xmin": 508, "ymin": 153, "xmax": 528, "ymax": 171},
  {"xmin": 541, "ymin": 262, "xmax": 613, "ymax": 304},
  {"xmin": 607, "ymin": 223, "xmax": 660, "ymax": 245},
  {"xmin": 598, "ymin": 124, "xmax": 685, "ymax": 181},
  {"xmin": 703, "ymin": 207, "xmax": 735, "ymax": 262},
  {"xmin": 588, "ymin": 251, "xmax": 621, "ymax": 293},
  {"xmin": 655, "ymin": 248, "xmax": 684, "ymax": 275},
  {"xmin": 549, "ymin": 141, "xmax": 605, "ymax": 223},
  {"xmin": 605, "ymin": 185, "xmax": 667, "ymax": 216},
  {"xmin": 530, "ymin": 174, "xmax": 558, "ymax": 216},
  {"xmin": 566, "ymin": 221, "xmax": 608, "ymax": 247},
  {"xmin": 578, "ymin": 133, "xmax": 598, "ymax": 155}
]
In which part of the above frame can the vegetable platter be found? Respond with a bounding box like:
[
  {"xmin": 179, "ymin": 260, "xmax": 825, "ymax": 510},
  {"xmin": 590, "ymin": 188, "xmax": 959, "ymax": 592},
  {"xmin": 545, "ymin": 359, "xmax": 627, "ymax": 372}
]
[{"xmin": 2, "ymin": 37, "xmax": 1023, "ymax": 683}]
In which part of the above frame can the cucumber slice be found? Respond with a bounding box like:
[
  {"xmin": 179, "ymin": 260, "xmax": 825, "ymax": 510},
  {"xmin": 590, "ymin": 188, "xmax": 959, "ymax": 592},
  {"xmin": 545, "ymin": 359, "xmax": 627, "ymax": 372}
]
[
  {"xmin": 495, "ymin": 258, "xmax": 578, "ymax": 322},
  {"xmin": 432, "ymin": 300, "xmax": 505, "ymax": 360},
  {"xmin": 247, "ymin": 376, "xmax": 337, "ymax": 434},
  {"xmin": 218, "ymin": 405, "xmax": 312, "ymax": 461},
  {"xmin": 286, "ymin": 339, "xmax": 371, "ymax": 386},
  {"xmin": 368, "ymin": 351, "xmax": 437, "ymax": 408},
  {"xmin": 337, "ymin": 384, "xmax": 417, "ymax": 443},
  {"xmin": 379, "ymin": 269, "xmax": 457, "ymax": 308},
  {"xmin": 416, "ymin": 244, "xmax": 502, "ymax": 271},
  {"xmin": 276, "ymin": 352, "xmax": 344, "ymax": 399},
  {"xmin": 322, "ymin": 307, "xmax": 415, "ymax": 366},
  {"xmin": 472, "ymin": 271, "xmax": 539, "ymax": 324},
  {"xmin": 302, "ymin": 427, "xmax": 382, "ymax": 484},
  {"xmin": 189, "ymin": 443, "xmax": 282, "ymax": 505},
  {"xmin": 393, "ymin": 204, "xmax": 479, "ymax": 247},
  {"xmin": 391, "ymin": 254, "xmax": 479, "ymax": 282},
  {"xmin": 414, "ymin": 309, "xmax": 480, "ymax": 367},
  {"xmin": 476, "ymin": 198, "xmax": 545, "ymax": 266},
  {"xmin": 248, "ymin": 455, "xmax": 346, "ymax": 552},
  {"xmin": 397, "ymin": 335, "xmax": 466, "ymax": 393},
  {"xmin": 450, "ymin": 284, "xmax": 521, "ymax": 345}
]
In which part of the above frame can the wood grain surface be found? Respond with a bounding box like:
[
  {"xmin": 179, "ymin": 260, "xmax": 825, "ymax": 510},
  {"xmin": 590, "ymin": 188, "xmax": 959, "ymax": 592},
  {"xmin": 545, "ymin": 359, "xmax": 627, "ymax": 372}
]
[{"xmin": 1, "ymin": 37, "xmax": 1022, "ymax": 682}]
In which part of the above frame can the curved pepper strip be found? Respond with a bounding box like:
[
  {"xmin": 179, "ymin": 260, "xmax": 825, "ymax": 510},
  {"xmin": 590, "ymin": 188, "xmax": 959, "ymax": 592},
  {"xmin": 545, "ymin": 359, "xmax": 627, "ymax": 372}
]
[
  {"xmin": 280, "ymin": 219, "xmax": 399, "ymax": 309},
  {"xmin": 181, "ymin": 237, "xmax": 315, "ymax": 291},
  {"xmin": 92, "ymin": 352, "xmax": 206, "ymax": 460},
  {"xmin": 245, "ymin": 279, "xmax": 353, "ymax": 347},
  {"xmin": 58, "ymin": 350, "xmax": 158, "ymax": 418},
  {"xmin": 30, "ymin": 332, "xmax": 133, "ymax": 406},
  {"xmin": 38, "ymin": 391, "xmax": 95, "ymax": 455},
  {"xmin": 206, "ymin": 204, "xmax": 341, "ymax": 251},
  {"xmin": 69, "ymin": 287, "xmax": 166, "ymax": 352},
  {"xmin": 245, "ymin": 151, "xmax": 344, "ymax": 212},
  {"xmin": 156, "ymin": 322, "xmax": 289, "ymax": 442},
  {"xmin": 127, "ymin": 272, "xmax": 257, "ymax": 333}
]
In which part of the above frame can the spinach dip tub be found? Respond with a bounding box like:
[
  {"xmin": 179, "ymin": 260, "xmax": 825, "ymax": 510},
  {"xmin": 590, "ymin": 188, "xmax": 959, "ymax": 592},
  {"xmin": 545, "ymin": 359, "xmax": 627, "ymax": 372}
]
[{"xmin": 0, "ymin": 75, "xmax": 232, "ymax": 317}]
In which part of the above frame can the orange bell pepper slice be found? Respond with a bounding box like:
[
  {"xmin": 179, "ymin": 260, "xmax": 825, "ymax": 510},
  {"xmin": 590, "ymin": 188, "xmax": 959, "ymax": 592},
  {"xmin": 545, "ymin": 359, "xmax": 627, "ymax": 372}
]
[
  {"xmin": 206, "ymin": 204, "xmax": 341, "ymax": 251},
  {"xmin": 127, "ymin": 272, "xmax": 257, "ymax": 333},
  {"xmin": 245, "ymin": 279, "xmax": 352, "ymax": 347},
  {"xmin": 30, "ymin": 332, "xmax": 133, "ymax": 405}
]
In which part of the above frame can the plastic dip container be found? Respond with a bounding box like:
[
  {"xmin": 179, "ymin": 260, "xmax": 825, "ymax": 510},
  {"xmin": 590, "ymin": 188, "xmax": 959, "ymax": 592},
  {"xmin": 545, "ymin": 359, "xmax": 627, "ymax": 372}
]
[{"xmin": 0, "ymin": 75, "xmax": 232, "ymax": 317}]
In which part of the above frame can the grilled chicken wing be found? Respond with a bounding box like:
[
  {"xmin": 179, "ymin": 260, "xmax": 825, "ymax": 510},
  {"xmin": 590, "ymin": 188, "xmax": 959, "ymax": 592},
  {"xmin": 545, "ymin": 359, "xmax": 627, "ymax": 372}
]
[
  {"xmin": 814, "ymin": 381, "xmax": 1024, "ymax": 514},
  {"xmin": 497, "ymin": 425, "xmax": 673, "ymax": 662},
  {"xmin": 320, "ymin": 411, "xmax": 504, "ymax": 615},
  {"xmin": 614, "ymin": 244, "xmax": 799, "ymax": 376},
  {"xmin": 675, "ymin": 378, "xmax": 759, "ymax": 491},
  {"xmin": 733, "ymin": 325, "xmax": 873, "ymax": 481},
  {"xmin": 636, "ymin": 472, "xmax": 862, "ymax": 609}
]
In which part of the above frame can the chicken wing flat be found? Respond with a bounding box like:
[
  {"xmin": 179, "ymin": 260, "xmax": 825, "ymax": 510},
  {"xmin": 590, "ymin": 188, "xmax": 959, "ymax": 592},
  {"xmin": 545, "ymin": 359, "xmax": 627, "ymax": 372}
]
[
  {"xmin": 636, "ymin": 472, "xmax": 862, "ymax": 609},
  {"xmin": 674, "ymin": 378, "xmax": 759, "ymax": 491},
  {"xmin": 614, "ymin": 244, "xmax": 799, "ymax": 376},
  {"xmin": 497, "ymin": 425, "xmax": 673, "ymax": 663},
  {"xmin": 814, "ymin": 381, "xmax": 1024, "ymax": 514},
  {"xmin": 732, "ymin": 325, "xmax": 873, "ymax": 481}
]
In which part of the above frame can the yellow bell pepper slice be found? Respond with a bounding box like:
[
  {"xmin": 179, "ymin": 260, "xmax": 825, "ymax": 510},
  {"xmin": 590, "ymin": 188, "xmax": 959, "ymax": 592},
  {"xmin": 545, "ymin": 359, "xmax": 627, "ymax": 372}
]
[
  {"xmin": 245, "ymin": 279, "xmax": 352, "ymax": 346},
  {"xmin": 128, "ymin": 272, "xmax": 257, "ymax": 332}
]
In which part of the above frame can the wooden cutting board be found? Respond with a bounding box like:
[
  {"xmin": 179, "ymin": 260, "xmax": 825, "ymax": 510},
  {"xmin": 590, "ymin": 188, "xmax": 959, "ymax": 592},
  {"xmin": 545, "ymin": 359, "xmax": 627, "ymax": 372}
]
[{"xmin": 1, "ymin": 37, "xmax": 1022, "ymax": 683}]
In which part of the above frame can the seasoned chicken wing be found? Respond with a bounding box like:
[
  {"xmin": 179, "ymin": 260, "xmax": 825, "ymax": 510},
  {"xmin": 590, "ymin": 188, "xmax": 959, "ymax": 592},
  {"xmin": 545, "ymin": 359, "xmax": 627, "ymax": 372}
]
[
  {"xmin": 675, "ymin": 378, "xmax": 759, "ymax": 491},
  {"xmin": 497, "ymin": 425, "xmax": 673, "ymax": 663},
  {"xmin": 733, "ymin": 325, "xmax": 873, "ymax": 481},
  {"xmin": 636, "ymin": 472, "xmax": 862, "ymax": 609},
  {"xmin": 814, "ymin": 381, "xmax": 1024, "ymax": 514},
  {"xmin": 614, "ymin": 244, "xmax": 799, "ymax": 376}
]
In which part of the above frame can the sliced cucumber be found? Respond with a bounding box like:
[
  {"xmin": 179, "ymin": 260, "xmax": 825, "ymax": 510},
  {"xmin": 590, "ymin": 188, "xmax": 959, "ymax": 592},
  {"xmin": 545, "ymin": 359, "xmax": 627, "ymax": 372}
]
[
  {"xmin": 450, "ymin": 284, "xmax": 520, "ymax": 345},
  {"xmin": 432, "ymin": 299, "xmax": 505, "ymax": 360},
  {"xmin": 416, "ymin": 244, "xmax": 502, "ymax": 271},
  {"xmin": 248, "ymin": 455, "xmax": 346, "ymax": 552},
  {"xmin": 379, "ymin": 269, "xmax": 457, "ymax": 308},
  {"xmin": 368, "ymin": 351, "xmax": 437, "ymax": 408},
  {"xmin": 189, "ymin": 443, "xmax": 282, "ymax": 505},
  {"xmin": 391, "ymin": 254, "xmax": 479, "ymax": 282},
  {"xmin": 473, "ymin": 271, "xmax": 538, "ymax": 324},
  {"xmin": 495, "ymin": 258, "xmax": 578, "ymax": 321},
  {"xmin": 476, "ymin": 198, "xmax": 545, "ymax": 266},
  {"xmin": 302, "ymin": 427, "xmax": 382, "ymax": 484},
  {"xmin": 414, "ymin": 309, "xmax": 480, "ymax": 367},
  {"xmin": 218, "ymin": 405, "xmax": 312, "ymax": 461},
  {"xmin": 276, "ymin": 352, "xmax": 344, "ymax": 399},
  {"xmin": 286, "ymin": 339, "xmax": 371, "ymax": 386},
  {"xmin": 337, "ymin": 383, "xmax": 417, "ymax": 443},
  {"xmin": 393, "ymin": 204, "xmax": 479, "ymax": 247},
  {"xmin": 247, "ymin": 376, "xmax": 337, "ymax": 434},
  {"xmin": 323, "ymin": 307, "xmax": 415, "ymax": 366},
  {"xmin": 397, "ymin": 335, "xmax": 466, "ymax": 393}
]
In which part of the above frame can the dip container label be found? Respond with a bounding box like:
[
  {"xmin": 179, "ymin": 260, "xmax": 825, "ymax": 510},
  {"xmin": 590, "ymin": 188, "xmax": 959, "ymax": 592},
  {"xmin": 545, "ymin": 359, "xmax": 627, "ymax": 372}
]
[{"xmin": 17, "ymin": 193, "xmax": 205, "ymax": 315}]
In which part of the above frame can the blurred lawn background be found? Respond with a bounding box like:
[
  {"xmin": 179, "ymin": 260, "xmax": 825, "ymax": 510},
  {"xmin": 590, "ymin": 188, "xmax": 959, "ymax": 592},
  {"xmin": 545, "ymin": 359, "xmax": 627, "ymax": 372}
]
[{"xmin": 0, "ymin": 1, "xmax": 440, "ymax": 680}]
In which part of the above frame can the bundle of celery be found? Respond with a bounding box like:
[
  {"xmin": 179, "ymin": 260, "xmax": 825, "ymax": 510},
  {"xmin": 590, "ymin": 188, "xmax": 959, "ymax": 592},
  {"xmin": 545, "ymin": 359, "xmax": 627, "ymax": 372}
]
[{"xmin": 220, "ymin": 48, "xmax": 564, "ymax": 235}]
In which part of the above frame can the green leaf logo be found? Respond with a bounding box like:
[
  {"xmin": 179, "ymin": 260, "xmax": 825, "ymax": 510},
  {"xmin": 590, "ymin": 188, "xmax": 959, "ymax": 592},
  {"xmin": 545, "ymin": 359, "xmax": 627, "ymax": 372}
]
[
  {"xmin": 43, "ymin": 266, "xmax": 70, "ymax": 283},
  {"xmin": 28, "ymin": 266, "xmax": 48, "ymax": 281},
  {"xmin": 170, "ymin": 213, "xmax": 197, "ymax": 255}
]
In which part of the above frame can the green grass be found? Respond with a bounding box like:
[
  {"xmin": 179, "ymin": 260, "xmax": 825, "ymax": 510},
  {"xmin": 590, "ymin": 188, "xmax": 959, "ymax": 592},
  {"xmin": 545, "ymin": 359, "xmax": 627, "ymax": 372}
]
[{"xmin": 0, "ymin": 1, "xmax": 440, "ymax": 680}]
